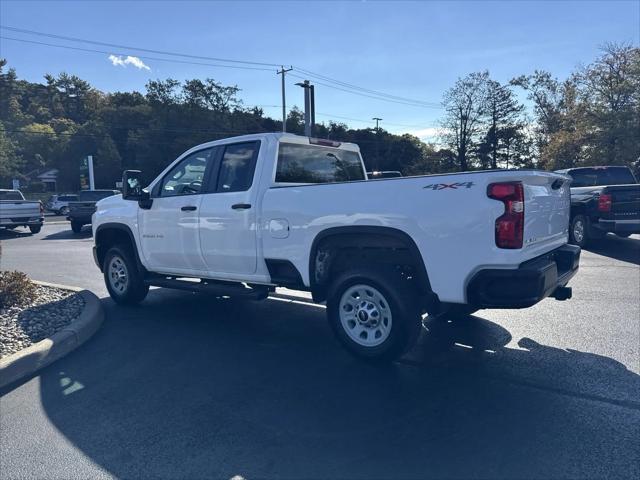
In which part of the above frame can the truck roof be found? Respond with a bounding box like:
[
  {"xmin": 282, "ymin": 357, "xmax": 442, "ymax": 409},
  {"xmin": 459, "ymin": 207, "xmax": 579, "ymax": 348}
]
[{"xmin": 190, "ymin": 132, "xmax": 361, "ymax": 153}]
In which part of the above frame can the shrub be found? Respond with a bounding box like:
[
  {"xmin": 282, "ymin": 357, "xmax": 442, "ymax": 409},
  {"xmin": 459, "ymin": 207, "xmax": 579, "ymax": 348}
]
[{"xmin": 0, "ymin": 271, "xmax": 37, "ymax": 309}]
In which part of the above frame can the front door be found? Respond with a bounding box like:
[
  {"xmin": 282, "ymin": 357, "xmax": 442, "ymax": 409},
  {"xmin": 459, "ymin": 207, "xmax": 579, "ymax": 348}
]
[
  {"xmin": 199, "ymin": 141, "xmax": 260, "ymax": 275},
  {"xmin": 138, "ymin": 148, "xmax": 214, "ymax": 273}
]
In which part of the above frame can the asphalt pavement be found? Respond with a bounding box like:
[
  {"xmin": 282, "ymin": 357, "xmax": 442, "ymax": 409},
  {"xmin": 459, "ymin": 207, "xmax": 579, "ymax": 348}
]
[{"xmin": 1, "ymin": 223, "xmax": 639, "ymax": 479}]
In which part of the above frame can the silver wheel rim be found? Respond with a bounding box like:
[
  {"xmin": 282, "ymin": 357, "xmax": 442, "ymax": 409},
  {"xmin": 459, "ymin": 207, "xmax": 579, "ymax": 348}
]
[
  {"xmin": 573, "ymin": 219, "xmax": 585, "ymax": 243},
  {"xmin": 339, "ymin": 284, "xmax": 392, "ymax": 347},
  {"xmin": 108, "ymin": 256, "xmax": 129, "ymax": 294},
  {"xmin": 61, "ymin": 207, "xmax": 69, "ymax": 215}
]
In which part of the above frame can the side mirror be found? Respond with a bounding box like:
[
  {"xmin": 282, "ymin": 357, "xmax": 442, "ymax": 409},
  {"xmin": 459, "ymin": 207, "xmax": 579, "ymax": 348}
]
[{"xmin": 122, "ymin": 170, "xmax": 144, "ymax": 200}]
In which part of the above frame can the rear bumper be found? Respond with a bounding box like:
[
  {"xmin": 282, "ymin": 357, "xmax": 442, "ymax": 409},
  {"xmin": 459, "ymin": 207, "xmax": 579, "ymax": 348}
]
[
  {"xmin": 0, "ymin": 216, "xmax": 44, "ymax": 227},
  {"xmin": 467, "ymin": 244, "xmax": 580, "ymax": 309},
  {"xmin": 593, "ymin": 219, "xmax": 640, "ymax": 235}
]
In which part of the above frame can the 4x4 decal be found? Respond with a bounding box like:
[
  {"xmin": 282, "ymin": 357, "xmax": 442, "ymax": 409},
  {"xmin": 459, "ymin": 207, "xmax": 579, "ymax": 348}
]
[{"xmin": 423, "ymin": 182, "xmax": 474, "ymax": 190}]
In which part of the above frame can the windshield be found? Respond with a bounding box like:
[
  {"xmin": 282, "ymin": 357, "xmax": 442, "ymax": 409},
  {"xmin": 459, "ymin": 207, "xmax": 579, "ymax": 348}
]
[
  {"xmin": 78, "ymin": 190, "xmax": 117, "ymax": 201},
  {"xmin": 276, "ymin": 143, "xmax": 366, "ymax": 183},
  {"xmin": 567, "ymin": 167, "xmax": 638, "ymax": 187},
  {"xmin": 0, "ymin": 190, "xmax": 24, "ymax": 200}
]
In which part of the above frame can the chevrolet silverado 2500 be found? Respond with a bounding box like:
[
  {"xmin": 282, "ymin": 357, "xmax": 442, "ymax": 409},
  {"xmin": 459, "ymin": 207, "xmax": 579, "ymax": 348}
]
[{"xmin": 92, "ymin": 133, "xmax": 580, "ymax": 361}]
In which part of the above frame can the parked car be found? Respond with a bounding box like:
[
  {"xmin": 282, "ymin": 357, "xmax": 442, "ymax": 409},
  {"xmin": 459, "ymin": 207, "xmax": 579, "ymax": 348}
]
[
  {"xmin": 92, "ymin": 133, "xmax": 579, "ymax": 362},
  {"xmin": 367, "ymin": 170, "xmax": 403, "ymax": 179},
  {"xmin": 45, "ymin": 193, "xmax": 79, "ymax": 215},
  {"xmin": 0, "ymin": 189, "xmax": 44, "ymax": 234},
  {"xmin": 555, "ymin": 166, "xmax": 640, "ymax": 247},
  {"xmin": 68, "ymin": 190, "xmax": 119, "ymax": 234}
]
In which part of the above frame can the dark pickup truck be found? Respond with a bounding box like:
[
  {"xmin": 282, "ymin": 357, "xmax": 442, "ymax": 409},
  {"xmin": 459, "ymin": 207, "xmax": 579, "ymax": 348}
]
[
  {"xmin": 68, "ymin": 189, "xmax": 119, "ymax": 234},
  {"xmin": 556, "ymin": 166, "xmax": 640, "ymax": 247}
]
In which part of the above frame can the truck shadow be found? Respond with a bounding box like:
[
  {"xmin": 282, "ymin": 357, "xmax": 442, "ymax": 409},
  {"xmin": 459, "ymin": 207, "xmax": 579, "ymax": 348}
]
[
  {"xmin": 6, "ymin": 290, "xmax": 638, "ymax": 479},
  {"xmin": 585, "ymin": 234, "xmax": 640, "ymax": 265},
  {"xmin": 41, "ymin": 228, "xmax": 92, "ymax": 240},
  {"xmin": 0, "ymin": 228, "xmax": 33, "ymax": 240}
]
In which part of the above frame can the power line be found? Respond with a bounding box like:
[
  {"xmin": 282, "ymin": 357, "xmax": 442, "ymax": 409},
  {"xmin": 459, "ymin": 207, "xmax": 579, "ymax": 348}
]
[
  {"xmin": 0, "ymin": 36, "xmax": 275, "ymax": 72},
  {"xmin": 0, "ymin": 25, "xmax": 280, "ymax": 68}
]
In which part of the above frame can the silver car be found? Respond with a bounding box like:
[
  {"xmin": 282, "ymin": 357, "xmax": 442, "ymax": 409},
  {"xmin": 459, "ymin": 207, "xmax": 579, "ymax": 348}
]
[{"xmin": 45, "ymin": 194, "xmax": 79, "ymax": 215}]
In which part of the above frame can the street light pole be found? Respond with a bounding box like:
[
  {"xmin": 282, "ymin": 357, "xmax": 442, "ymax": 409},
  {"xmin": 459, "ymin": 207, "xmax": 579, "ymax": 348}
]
[
  {"xmin": 296, "ymin": 80, "xmax": 314, "ymax": 137},
  {"xmin": 277, "ymin": 66, "xmax": 292, "ymax": 132}
]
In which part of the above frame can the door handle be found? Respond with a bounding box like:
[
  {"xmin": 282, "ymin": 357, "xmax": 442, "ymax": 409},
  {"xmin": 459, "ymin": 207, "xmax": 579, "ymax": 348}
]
[
  {"xmin": 231, "ymin": 203, "xmax": 252, "ymax": 210},
  {"xmin": 181, "ymin": 206, "xmax": 197, "ymax": 211}
]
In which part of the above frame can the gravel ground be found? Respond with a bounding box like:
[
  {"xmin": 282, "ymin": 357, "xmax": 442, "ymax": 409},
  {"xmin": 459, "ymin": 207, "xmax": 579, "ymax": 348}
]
[{"xmin": 0, "ymin": 285, "xmax": 85, "ymax": 359}]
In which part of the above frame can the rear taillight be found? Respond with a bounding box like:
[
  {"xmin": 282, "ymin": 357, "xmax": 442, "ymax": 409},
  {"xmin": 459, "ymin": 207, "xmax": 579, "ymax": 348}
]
[
  {"xmin": 488, "ymin": 181, "xmax": 524, "ymax": 249},
  {"xmin": 598, "ymin": 193, "xmax": 612, "ymax": 212}
]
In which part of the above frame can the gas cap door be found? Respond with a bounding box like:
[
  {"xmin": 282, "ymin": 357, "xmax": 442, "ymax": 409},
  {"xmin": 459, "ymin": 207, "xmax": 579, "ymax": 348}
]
[{"xmin": 269, "ymin": 219, "xmax": 290, "ymax": 239}]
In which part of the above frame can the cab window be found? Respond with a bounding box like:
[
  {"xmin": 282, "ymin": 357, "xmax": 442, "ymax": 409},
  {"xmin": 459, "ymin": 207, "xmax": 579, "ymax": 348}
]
[
  {"xmin": 276, "ymin": 143, "xmax": 365, "ymax": 184},
  {"xmin": 161, "ymin": 149, "xmax": 212, "ymax": 197}
]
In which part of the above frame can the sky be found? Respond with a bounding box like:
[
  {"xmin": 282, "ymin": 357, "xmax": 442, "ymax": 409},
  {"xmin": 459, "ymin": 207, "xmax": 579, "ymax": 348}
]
[{"xmin": 1, "ymin": 0, "xmax": 639, "ymax": 142}]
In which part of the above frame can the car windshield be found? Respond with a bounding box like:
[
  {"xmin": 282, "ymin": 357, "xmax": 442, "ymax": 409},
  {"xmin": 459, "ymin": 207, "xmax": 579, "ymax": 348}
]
[
  {"xmin": 78, "ymin": 190, "xmax": 116, "ymax": 201},
  {"xmin": 0, "ymin": 190, "xmax": 24, "ymax": 200},
  {"xmin": 568, "ymin": 167, "xmax": 638, "ymax": 187}
]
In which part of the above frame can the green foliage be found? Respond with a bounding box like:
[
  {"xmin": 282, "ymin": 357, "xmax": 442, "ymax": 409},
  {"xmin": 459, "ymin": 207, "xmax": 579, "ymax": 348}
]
[{"xmin": 0, "ymin": 271, "xmax": 37, "ymax": 309}]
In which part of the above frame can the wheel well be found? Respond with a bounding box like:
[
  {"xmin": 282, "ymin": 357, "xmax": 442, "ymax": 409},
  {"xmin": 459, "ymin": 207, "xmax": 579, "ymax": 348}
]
[
  {"xmin": 309, "ymin": 227, "xmax": 437, "ymax": 311},
  {"xmin": 95, "ymin": 224, "xmax": 141, "ymax": 272}
]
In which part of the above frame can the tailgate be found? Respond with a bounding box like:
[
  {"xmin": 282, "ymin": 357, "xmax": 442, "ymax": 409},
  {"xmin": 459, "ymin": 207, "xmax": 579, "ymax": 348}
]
[
  {"xmin": 603, "ymin": 185, "xmax": 640, "ymax": 220},
  {"xmin": 522, "ymin": 173, "xmax": 571, "ymax": 250},
  {"xmin": 69, "ymin": 202, "xmax": 97, "ymax": 215},
  {"xmin": 0, "ymin": 201, "xmax": 41, "ymax": 219}
]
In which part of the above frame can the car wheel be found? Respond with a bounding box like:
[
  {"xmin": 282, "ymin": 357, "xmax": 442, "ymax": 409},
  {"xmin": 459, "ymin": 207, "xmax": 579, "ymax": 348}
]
[
  {"xmin": 570, "ymin": 214, "xmax": 589, "ymax": 247},
  {"xmin": 71, "ymin": 222, "xmax": 83, "ymax": 234},
  {"xmin": 326, "ymin": 267, "xmax": 422, "ymax": 362},
  {"xmin": 60, "ymin": 206, "xmax": 70, "ymax": 216},
  {"xmin": 103, "ymin": 245, "xmax": 149, "ymax": 305},
  {"xmin": 29, "ymin": 225, "xmax": 42, "ymax": 234}
]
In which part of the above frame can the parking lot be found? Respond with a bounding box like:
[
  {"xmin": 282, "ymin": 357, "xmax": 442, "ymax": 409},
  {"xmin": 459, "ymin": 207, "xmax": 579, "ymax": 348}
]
[{"xmin": 1, "ymin": 222, "xmax": 639, "ymax": 479}]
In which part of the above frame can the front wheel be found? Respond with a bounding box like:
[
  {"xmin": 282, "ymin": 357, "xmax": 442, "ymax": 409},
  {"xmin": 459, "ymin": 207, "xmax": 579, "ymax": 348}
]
[
  {"xmin": 326, "ymin": 267, "xmax": 422, "ymax": 362},
  {"xmin": 29, "ymin": 225, "xmax": 42, "ymax": 234},
  {"xmin": 570, "ymin": 214, "xmax": 589, "ymax": 247},
  {"xmin": 103, "ymin": 245, "xmax": 149, "ymax": 305}
]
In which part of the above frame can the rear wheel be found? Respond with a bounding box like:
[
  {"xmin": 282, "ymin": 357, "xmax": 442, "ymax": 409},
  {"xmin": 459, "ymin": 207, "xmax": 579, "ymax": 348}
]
[
  {"xmin": 29, "ymin": 225, "xmax": 42, "ymax": 234},
  {"xmin": 327, "ymin": 267, "xmax": 422, "ymax": 362},
  {"xmin": 60, "ymin": 206, "xmax": 70, "ymax": 216},
  {"xmin": 71, "ymin": 221, "xmax": 83, "ymax": 234},
  {"xmin": 103, "ymin": 245, "xmax": 149, "ymax": 305}
]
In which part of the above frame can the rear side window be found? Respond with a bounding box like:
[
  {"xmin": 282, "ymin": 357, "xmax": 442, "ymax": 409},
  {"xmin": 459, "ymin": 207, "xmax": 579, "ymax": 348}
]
[
  {"xmin": 216, "ymin": 142, "xmax": 259, "ymax": 193},
  {"xmin": 0, "ymin": 190, "xmax": 24, "ymax": 200},
  {"xmin": 276, "ymin": 143, "xmax": 365, "ymax": 184}
]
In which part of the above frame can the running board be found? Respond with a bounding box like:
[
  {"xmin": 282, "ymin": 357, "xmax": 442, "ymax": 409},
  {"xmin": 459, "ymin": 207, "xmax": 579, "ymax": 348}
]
[{"xmin": 144, "ymin": 277, "xmax": 269, "ymax": 300}]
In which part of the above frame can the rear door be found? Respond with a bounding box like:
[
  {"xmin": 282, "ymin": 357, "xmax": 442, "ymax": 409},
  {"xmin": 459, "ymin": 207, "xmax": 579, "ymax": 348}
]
[{"xmin": 198, "ymin": 141, "xmax": 260, "ymax": 275}]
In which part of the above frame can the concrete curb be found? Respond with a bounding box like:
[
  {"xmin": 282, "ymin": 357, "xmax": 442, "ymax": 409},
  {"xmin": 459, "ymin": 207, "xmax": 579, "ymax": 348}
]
[{"xmin": 0, "ymin": 288, "xmax": 104, "ymax": 389}]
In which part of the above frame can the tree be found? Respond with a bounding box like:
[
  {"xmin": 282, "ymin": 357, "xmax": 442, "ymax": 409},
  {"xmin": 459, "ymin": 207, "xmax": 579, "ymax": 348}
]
[
  {"xmin": 0, "ymin": 121, "xmax": 23, "ymax": 185},
  {"xmin": 480, "ymin": 80, "xmax": 524, "ymax": 168},
  {"xmin": 441, "ymin": 71, "xmax": 489, "ymax": 171}
]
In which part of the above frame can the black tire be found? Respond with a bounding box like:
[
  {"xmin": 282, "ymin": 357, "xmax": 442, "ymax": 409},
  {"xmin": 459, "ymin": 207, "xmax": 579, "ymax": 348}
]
[
  {"xmin": 103, "ymin": 245, "xmax": 149, "ymax": 305},
  {"xmin": 326, "ymin": 267, "xmax": 422, "ymax": 362},
  {"xmin": 569, "ymin": 214, "xmax": 589, "ymax": 247},
  {"xmin": 29, "ymin": 225, "xmax": 42, "ymax": 234},
  {"xmin": 71, "ymin": 222, "xmax": 83, "ymax": 234}
]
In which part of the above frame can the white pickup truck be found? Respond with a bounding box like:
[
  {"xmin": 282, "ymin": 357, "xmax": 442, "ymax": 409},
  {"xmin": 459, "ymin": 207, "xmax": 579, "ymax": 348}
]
[
  {"xmin": 92, "ymin": 133, "xmax": 580, "ymax": 361},
  {"xmin": 0, "ymin": 189, "xmax": 44, "ymax": 234}
]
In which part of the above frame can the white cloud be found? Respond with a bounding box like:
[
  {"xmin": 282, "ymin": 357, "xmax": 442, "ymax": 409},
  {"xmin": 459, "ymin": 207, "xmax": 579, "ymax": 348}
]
[{"xmin": 108, "ymin": 54, "xmax": 150, "ymax": 71}]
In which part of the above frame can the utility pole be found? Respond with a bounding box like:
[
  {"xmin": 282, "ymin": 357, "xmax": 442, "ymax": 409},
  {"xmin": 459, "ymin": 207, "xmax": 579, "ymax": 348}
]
[
  {"xmin": 277, "ymin": 66, "xmax": 292, "ymax": 132},
  {"xmin": 296, "ymin": 80, "xmax": 315, "ymax": 137},
  {"xmin": 372, "ymin": 117, "xmax": 382, "ymax": 171}
]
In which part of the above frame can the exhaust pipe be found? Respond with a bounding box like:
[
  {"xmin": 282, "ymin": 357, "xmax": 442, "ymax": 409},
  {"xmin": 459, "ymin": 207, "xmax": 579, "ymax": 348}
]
[{"xmin": 552, "ymin": 286, "xmax": 572, "ymax": 301}]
